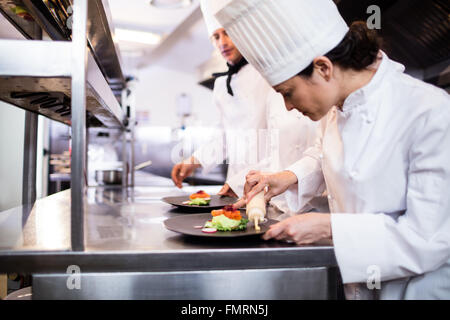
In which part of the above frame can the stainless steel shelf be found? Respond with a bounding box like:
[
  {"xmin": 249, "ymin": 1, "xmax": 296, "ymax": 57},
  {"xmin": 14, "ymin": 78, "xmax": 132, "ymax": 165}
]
[
  {"xmin": 0, "ymin": 0, "xmax": 40, "ymax": 40},
  {"xmin": 0, "ymin": 0, "xmax": 128, "ymax": 252},
  {"xmin": 0, "ymin": 0, "xmax": 126, "ymax": 91},
  {"xmin": 0, "ymin": 186, "xmax": 337, "ymax": 274},
  {"xmin": 0, "ymin": 40, "xmax": 72, "ymax": 76},
  {"xmin": 86, "ymin": 0, "xmax": 125, "ymax": 90},
  {"xmin": 0, "ymin": 39, "xmax": 124, "ymax": 128}
]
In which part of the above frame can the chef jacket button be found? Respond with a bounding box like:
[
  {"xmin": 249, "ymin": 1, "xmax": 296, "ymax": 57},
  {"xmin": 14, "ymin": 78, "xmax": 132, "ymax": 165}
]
[
  {"xmin": 295, "ymin": 144, "xmax": 301, "ymax": 150},
  {"xmin": 350, "ymin": 171, "xmax": 359, "ymax": 178},
  {"xmin": 319, "ymin": 154, "xmax": 323, "ymax": 159},
  {"xmin": 327, "ymin": 194, "xmax": 332, "ymax": 200}
]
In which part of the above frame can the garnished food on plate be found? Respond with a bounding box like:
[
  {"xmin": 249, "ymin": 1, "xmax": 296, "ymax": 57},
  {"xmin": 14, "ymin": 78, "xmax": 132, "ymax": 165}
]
[
  {"xmin": 202, "ymin": 205, "xmax": 249, "ymax": 233},
  {"xmin": 189, "ymin": 190, "xmax": 210, "ymax": 199},
  {"xmin": 183, "ymin": 198, "xmax": 211, "ymax": 206},
  {"xmin": 182, "ymin": 190, "xmax": 211, "ymax": 206}
]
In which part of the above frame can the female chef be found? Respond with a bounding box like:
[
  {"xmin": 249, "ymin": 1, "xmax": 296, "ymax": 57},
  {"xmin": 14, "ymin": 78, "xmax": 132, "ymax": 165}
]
[
  {"xmin": 215, "ymin": 0, "xmax": 450, "ymax": 299},
  {"xmin": 171, "ymin": 0, "xmax": 318, "ymax": 217}
]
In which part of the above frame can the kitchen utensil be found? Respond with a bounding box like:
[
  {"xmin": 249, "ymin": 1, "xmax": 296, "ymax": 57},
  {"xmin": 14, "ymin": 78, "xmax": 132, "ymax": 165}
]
[
  {"xmin": 95, "ymin": 169, "xmax": 123, "ymax": 185},
  {"xmin": 134, "ymin": 160, "xmax": 152, "ymax": 171},
  {"xmin": 95, "ymin": 160, "xmax": 153, "ymax": 185}
]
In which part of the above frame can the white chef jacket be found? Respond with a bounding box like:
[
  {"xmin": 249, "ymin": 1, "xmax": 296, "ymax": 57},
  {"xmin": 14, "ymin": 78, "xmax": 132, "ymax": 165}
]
[
  {"xmin": 193, "ymin": 64, "xmax": 317, "ymax": 214},
  {"xmin": 285, "ymin": 52, "xmax": 450, "ymax": 299}
]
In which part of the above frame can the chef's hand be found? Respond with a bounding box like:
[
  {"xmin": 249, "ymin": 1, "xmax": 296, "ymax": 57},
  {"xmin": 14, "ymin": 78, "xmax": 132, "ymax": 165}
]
[
  {"xmin": 217, "ymin": 183, "xmax": 238, "ymax": 198},
  {"xmin": 233, "ymin": 170, "xmax": 298, "ymax": 209},
  {"xmin": 171, "ymin": 156, "xmax": 201, "ymax": 188},
  {"xmin": 263, "ymin": 213, "xmax": 332, "ymax": 245}
]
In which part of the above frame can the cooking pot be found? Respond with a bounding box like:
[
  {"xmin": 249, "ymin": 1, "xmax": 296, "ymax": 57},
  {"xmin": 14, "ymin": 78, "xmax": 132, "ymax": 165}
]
[{"xmin": 95, "ymin": 160, "xmax": 152, "ymax": 185}]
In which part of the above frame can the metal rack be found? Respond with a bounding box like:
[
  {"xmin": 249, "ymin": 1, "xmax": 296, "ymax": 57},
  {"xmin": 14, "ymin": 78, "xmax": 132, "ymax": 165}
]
[{"xmin": 0, "ymin": 0, "xmax": 128, "ymax": 251}]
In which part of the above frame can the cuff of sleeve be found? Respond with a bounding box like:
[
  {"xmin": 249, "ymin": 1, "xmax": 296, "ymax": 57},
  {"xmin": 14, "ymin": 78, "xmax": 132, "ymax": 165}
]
[
  {"xmin": 285, "ymin": 157, "xmax": 325, "ymax": 212},
  {"xmin": 226, "ymin": 159, "xmax": 272, "ymax": 198},
  {"xmin": 192, "ymin": 148, "xmax": 219, "ymax": 175},
  {"xmin": 226, "ymin": 173, "xmax": 245, "ymax": 198},
  {"xmin": 331, "ymin": 213, "xmax": 388, "ymax": 284}
]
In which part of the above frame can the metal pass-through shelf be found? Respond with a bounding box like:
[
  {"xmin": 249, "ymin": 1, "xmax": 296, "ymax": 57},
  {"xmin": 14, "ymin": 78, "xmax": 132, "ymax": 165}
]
[
  {"xmin": 0, "ymin": 0, "xmax": 129, "ymax": 251},
  {"xmin": 0, "ymin": 40, "xmax": 124, "ymax": 127},
  {"xmin": 0, "ymin": 0, "xmax": 125, "ymax": 128}
]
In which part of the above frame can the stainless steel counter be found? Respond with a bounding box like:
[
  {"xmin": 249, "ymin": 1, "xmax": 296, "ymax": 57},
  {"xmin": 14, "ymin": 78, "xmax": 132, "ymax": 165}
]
[{"xmin": 0, "ymin": 173, "xmax": 340, "ymax": 299}]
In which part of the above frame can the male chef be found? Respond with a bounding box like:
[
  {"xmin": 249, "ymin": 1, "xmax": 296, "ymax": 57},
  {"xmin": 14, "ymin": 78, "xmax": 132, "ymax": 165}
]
[{"xmin": 171, "ymin": 0, "xmax": 318, "ymax": 217}]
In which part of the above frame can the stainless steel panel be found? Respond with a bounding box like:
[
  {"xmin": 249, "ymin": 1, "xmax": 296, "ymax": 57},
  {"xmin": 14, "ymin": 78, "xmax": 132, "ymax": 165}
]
[
  {"xmin": 0, "ymin": 41, "xmax": 124, "ymax": 127},
  {"xmin": 0, "ymin": 0, "xmax": 40, "ymax": 39},
  {"xmin": 0, "ymin": 40, "xmax": 72, "ymax": 77},
  {"xmin": 22, "ymin": 111, "xmax": 38, "ymax": 205},
  {"xmin": 84, "ymin": 52, "xmax": 124, "ymax": 128},
  {"xmin": 121, "ymin": 129, "xmax": 128, "ymax": 188},
  {"xmin": 22, "ymin": 26, "xmax": 41, "ymax": 206},
  {"xmin": 86, "ymin": 0, "xmax": 125, "ymax": 89},
  {"xmin": 0, "ymin": 0, "xmax": 125, "ymax": 89},
  {"xmin": 32, "ymin": 267, "xmax": 337, "ymax": 300},
  {"xmin": 21, "ymin": 0, "xmax": 70, "ymax": 40},
  {"xmin": 0, "ymin": 191, "xmax": 71, "ymax": 252},
  {"xmin": 70, "ymin": 0, "xmax": 88, "ymax": 252},
  {"xmin": 0, "ymin": 184, "xmax": 337, "ymax": 274}
]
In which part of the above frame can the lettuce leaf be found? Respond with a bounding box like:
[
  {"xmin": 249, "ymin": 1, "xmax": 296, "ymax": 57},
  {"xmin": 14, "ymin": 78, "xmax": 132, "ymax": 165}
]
[
  {"xmin": 204, "ymin": 215, "xmax": 249, "ymax": 231},
  {"xmin": 188, "ymin": 198, "xmax": 210, "ymax": 206}
]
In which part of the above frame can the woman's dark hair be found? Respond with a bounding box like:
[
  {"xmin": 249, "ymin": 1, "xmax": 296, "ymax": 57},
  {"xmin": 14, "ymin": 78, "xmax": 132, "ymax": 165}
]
[{"xmin": 298, "ymin": 21, "xmax": 381, "ymax": 77}]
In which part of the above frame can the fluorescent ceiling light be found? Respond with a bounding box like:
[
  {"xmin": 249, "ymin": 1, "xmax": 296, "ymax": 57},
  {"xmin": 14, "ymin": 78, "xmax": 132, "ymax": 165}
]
[
  {"xmin": 115, "ymin": 28, "xmax": 162, "ymax": 45},
  {"xmin": 149, "ymin": 0, "xmax": 192, "ymax": 9}
]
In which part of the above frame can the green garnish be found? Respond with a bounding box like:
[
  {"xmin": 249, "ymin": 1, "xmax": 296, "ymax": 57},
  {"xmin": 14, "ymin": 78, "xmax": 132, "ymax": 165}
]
[
  {"xmin": 204, "ymin": 215, "xmax": 249, "ymax": 231},
  {"xmin": 188, "ymin": 198, "xmax": 211, "ymax": 206}
]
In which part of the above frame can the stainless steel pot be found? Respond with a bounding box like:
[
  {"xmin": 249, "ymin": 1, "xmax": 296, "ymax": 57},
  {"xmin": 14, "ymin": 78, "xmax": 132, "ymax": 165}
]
[
  {"xmin": 95, "ymin": 160, "xmax": 152, "ymax": 185},
  {"xmin": 95, "ymin": 169, "xmax": 123, "ymax": 185}
]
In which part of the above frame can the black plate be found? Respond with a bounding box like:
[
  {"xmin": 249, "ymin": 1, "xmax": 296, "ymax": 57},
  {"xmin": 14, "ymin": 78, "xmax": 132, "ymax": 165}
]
[
  {"xmin": 162, "ymin": 195, "xmax": 237, "ymax": 211},
  {"xmin": 164, "ymin": 213, "xmax": 278, "ymax": 238}
]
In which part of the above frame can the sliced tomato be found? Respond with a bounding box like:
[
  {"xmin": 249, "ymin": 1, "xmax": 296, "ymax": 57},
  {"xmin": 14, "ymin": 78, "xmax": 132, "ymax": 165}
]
[
  {"xmin": 210, "ymin": 207, "xmax": 241, "ymax": 220},
  {"xmin": 225, "ymin": 211, "xmax": 242, "ymax": 220},
  {"xmin": 189, "ymin": 190, "xmax": 211, "ymax": 199},
  {"xmin": 211, "ymin": 209, "xmax": 223, "ymax": 216}
]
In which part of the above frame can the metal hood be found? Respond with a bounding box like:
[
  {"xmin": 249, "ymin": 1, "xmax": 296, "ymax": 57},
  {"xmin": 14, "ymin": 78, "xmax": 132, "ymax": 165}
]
[{"xmin": 336, "ymin": 0, "xmax": 450, "ymax": 89}]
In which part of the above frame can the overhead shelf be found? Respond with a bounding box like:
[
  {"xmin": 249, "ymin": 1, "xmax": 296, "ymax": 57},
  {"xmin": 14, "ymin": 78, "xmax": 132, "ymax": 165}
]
[
  {"xmin": 0, "ymin": 0, "xmax": 127, "ymax": 252},
  {"xmin": 0, "ymin": 0, "xmax": 40, "ymax": 39},
  {"xmin": 0, "ymin": 0, "xmax": 125, "ymax": 95},
  {"xmin": 86, "ymin": 0, "xmax": 125, "ymax": 92},
  {"xmin": 0, "ymin": 40, "xmax": 124, "ymax": 128}
]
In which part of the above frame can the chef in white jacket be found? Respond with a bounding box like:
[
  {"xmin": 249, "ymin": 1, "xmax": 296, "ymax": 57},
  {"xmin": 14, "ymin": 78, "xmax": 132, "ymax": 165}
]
[
  {"xmin": 171, "ymin": 0, "xmax": 317, "ymax": 217},
  {"xmin": 216, "ymin": 0, "xmax": 450, "ymax": 299}
]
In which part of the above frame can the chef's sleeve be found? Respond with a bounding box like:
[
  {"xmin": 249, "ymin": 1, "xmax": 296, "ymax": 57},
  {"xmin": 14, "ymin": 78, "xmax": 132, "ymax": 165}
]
[
  {"xmin": 191, "ymin": 129, "xmax": 226, "ymax": 174},
  {"xmin": 331, "ymin": 103, "xmax": 450, "ymax": 284},
  {"xmin": 225, "ymin": 158, "xmax": 272, "ymax": 198},
  {"xmin": 284, "ymin": 119, "xmax": 327, "ymax": 212}
]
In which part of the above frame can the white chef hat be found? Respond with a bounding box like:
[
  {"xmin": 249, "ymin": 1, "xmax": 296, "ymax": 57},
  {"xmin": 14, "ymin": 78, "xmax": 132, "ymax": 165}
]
[
  {"xmin": 200, "ymin": 0, "xmax": 233, "ymax": 37},
  {"xmin": 215, "ymin": 0, "xmax": 349, "ymax": 86}
]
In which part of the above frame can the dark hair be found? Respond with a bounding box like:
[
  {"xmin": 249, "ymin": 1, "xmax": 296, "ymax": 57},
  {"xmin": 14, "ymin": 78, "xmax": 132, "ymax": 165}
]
[{"xmin": 299, "ymin": 21, "xmax": 381, "ymax": 77}]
